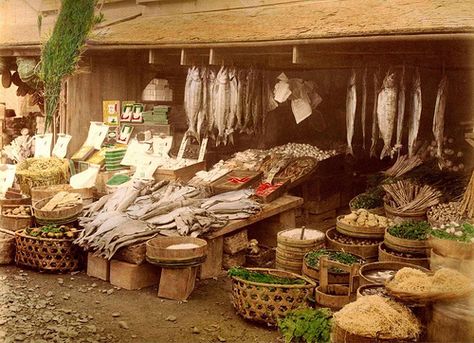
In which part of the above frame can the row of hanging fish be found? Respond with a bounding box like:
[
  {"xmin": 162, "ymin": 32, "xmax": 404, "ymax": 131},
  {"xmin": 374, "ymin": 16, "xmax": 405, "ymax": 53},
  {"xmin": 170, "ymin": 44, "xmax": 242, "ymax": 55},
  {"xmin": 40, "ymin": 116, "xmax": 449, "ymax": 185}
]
[
  {"xmin": 75, "ymin": 180, "xmax": 261, "ymax": 259},
  {"xmin": 346, "ymin": 67, "xmax": 448, "ymax": 160},
  {"xmin": 184, "ymin": 66, "xmax": 277, "ymax": 146}
]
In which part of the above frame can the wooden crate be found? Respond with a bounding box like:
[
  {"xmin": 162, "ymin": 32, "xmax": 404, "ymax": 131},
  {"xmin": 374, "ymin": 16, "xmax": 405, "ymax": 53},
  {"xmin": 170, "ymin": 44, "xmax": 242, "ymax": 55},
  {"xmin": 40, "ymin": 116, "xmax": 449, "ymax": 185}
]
[
  {"xmin": 114, "ymin": 242, "xmax": 146, "ymax": 265},
  {"xmin": 87, "ymin": 253, "xmax": 110, "ymax": 281},
  {"xmin": 304, "ymin": 193, "xmax": 341, "ymax": 214},
  {"xmin": 110, "ymin": 260, "xmax": 160, "ymax": 290},
  {"xmin": 210, "ymin": 170, "xmax": 262, "ymax": 194},
  {"xmin": 0, "ymin": 205, "xmax": 33, "ymax": 231},
  {"xmin": 223, "ymin": 229, "xmax": 248, "ymax": 255},
  {"xmin": 158, "ymin": 266, "xmax": 197, "ymax": 301},
  {"xmin": 153, "ymin": 160, "xmax": 205, "ymax": 183}
]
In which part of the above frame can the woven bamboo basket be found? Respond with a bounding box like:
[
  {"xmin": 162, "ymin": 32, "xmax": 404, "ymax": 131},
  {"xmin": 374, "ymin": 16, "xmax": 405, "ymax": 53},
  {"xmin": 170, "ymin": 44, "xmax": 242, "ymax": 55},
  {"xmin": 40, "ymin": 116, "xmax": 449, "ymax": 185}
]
[
  {"xmin": 33, "ymin": 197, "xmax": 83, "ymax": 225},
  {"xmin": 326, "ymin": 228, "xmax": 380, "ymax": 261},
  {"xmin": 359, "ymin": 261, "xmax": 430, "ymax": 286},
  {"xmin": 0, "ymin": 205, "xmax": 33, "ymax": 231},
  {"xmin": 0, "ymin": 231, "xmax": 15, "ymax": 264},
  {"xmin": 384, "ymin": 229, "xmax": 429, "ymax": 254},
  {"xmin": 336, "ymin": 216, "xmax": 385, "ymax": 239},
  {"xmin": 14, "ymin": 230, "xmax": 82, "ymax": 273},
  {"xmin": 302, "ymin": 250, "xmax": 365, "ymax": 284},
  {"xmin": 378, "ymin": 243, "xmax": 429, "ymax": 269},
  {"xmin": 429, "ymin": 235, "xmax": 474, "ymax": 260},
  {"xmin": 230, "ymin": 268, "xmax": 316, "ymax": 326},
  {"xmin": 331, "ymin": 322, "xmax": 417, "ymax": 343},
  {"xmin": 15, "ymin": 158, "xmax": 69, "ymax": 195},
  {"xmin": 430, "ymin": 249, "xmax": 474, "ymax": 278},
  {"xmin": 31, "ymin": 184, "xmax": 94, "ymax": 206},
  {"xmin": 384, "ymin": 204, "xmax": 426, "ymax": 222},
  {"xmin": 428, "ymin": 301, "xmax": 474, "ymax": 343}
]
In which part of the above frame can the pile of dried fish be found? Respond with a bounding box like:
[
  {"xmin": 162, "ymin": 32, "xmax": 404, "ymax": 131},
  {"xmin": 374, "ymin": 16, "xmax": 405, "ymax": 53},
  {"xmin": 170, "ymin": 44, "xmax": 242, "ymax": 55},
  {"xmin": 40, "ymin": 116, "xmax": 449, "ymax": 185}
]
[
  {"xmin": 76, "ymin": 181, "xmax": 261, "ymax": 259},
  {"xmin": 184, "ymin": 66, "xmax": 277, "ymax": 145},
  {"xmin": 384, "ymin": 155, "xmax": 423, "ymax": 178},
  {"xmin": 382, "ymin": 179, "xmax": 442, "ymax": 212}
]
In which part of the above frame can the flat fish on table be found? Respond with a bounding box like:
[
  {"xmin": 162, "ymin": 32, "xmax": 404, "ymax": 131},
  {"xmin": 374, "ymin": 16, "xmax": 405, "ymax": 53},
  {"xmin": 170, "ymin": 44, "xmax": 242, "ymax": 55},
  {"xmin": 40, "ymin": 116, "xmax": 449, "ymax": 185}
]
[
  {"xmin": 370, "ymin": 70, "xmax": 381, "ymax": 158},
  {"xmin": 433, "ymin": 74, "xmax": 448, "ymax": 159},
  {"xmin": 201, "ymin": 189, "xmax": 254, "ymax": 209},
  {"xmin": 395, "ymin": 66, "xmax": 406, "ymax": 155},
  {"xmin": 408, "ymin": 68, "xmax": 422, "ymax": 157},
  {"xmin": 377, "ymin": 72, "xmax": 398, "ymax": 159},
  {"xmin": 346, "ymin": 69, "xmax": 357, "ymax": 156}
]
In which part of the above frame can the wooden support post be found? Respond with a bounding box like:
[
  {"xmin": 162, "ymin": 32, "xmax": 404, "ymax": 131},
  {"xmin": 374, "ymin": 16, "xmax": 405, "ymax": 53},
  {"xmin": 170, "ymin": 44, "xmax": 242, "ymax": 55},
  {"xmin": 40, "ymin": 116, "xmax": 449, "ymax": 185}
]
[
  {"xmin": 158, "ymin": 267, "xmax": 198, "ymax": 300},
  {"xmin": 200, "ymin": 236, "xmax": 223, "ymax": 279}
]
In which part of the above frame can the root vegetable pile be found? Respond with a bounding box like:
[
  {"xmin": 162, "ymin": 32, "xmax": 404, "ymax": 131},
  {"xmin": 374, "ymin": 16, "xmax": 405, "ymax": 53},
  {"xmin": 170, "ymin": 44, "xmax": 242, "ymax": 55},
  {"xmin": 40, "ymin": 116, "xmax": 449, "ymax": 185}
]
[
  {"xmin": 383, "ymin": 179, "xmax": 442, "ymax": 212},
  {"xmin": 340, "ymin": 209, "xmax": 392, "ymax": 228},
  {"xmin": 427, "ymin": 202, "xmax": 463, "ymax": 225}
]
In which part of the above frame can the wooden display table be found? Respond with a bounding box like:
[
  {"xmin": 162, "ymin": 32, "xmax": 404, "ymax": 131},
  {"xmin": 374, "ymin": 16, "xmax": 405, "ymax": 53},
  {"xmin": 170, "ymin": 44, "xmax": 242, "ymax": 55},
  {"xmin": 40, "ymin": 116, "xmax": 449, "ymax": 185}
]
[{"xmin": 200, "ymin": 195, "xmax": 303, "ymax": 279}]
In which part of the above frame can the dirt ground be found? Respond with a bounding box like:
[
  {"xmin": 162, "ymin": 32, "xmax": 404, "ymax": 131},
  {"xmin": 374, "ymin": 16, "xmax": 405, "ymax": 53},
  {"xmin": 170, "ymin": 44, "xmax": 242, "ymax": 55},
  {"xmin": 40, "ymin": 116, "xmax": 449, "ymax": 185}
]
[{"xmin": 0, "ymin": 265, "xmax": 279, "ymax": 343}]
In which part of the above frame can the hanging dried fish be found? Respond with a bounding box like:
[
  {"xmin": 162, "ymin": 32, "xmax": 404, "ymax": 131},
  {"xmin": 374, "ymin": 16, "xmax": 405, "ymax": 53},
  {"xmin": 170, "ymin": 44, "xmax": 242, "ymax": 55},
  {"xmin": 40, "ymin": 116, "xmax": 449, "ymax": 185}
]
[
  {"xmin": 361, "ymin": 67, "xmax": 368, "ymax": 150},
  {"xmin": 433, "ymin": 74, "xmax": 448, "ymax": 159},
  {"xmin": 377, "ymin": 72, "xmax": 398, "ymax": 159},
  {"xmin": 370, "ymin": 70, "xmax": 381, "ymax": 158},
  {"xmin": 395, "ymin": 65, "xmax": 406, "ymax": 155},
  {"xmin": 346, "ymin": 69, "xmax": 357, "ymax": 156},
  {"xmin": 408, "ymin": 68, "xmax": 422, "ymax": 157}
]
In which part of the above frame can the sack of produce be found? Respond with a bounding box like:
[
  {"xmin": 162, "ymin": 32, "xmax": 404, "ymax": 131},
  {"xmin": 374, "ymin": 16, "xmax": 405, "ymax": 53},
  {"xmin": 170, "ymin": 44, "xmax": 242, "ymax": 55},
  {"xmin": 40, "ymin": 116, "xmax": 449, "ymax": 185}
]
[{"xmin": 16, "ymin": 158, "xmax": 69, "ymax": 195}]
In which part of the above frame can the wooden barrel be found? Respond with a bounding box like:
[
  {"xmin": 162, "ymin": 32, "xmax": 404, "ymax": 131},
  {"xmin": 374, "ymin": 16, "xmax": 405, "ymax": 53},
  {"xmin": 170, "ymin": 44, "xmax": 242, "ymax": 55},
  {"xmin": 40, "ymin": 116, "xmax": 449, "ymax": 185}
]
[
  {"xmin": 315, "ymin": 284, "xmax": 355, "ymax": 311},
  {"xmin": 384, "ymin": 204, "xmax": 426, "ymax": 222},
  {"xmin": 378, "ymin": 243, "xmax": 429, "ymax": 269},
  {"xmin": 276, "ymin": 228, "xmax": 325, "ymax": 274},
  {"xmin": 326, "ymin": 228, "xmax": 380, "ymax": 262},
  {"xmin": 430, "ymin": 249, "xmax": 474, "ymax": 279},
  {"xmin": 428, "ymin": 301, "xmax": 474, "ymax": 343},
  {"xmin": 146, "ymin": 237, "xmax": 207, "ymax": 267},
  {"xmin": 359, "ymin": 261, "xmax": 430, "ymax": 286},
  {"xmin": 336, "ymin": 216, "xmax": 385, "ymax": 239},
  {"xmin": 429, "ymin": 235, "xmax": 474, "ymax": 260},
  {"xmin": 31, "ymin": 184, "xmax": 95, "ymax": 205},
  {"xmin": 384, "ymin": 229, "xmax": 429, "ymax": 255}
]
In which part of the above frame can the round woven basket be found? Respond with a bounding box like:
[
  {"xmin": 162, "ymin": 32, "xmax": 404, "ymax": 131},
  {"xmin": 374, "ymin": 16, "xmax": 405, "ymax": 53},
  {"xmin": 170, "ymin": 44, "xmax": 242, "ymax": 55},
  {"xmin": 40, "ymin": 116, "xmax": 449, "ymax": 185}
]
[
  {"xmin": 378, "ymin": 243, "xmax": 429, "ymax": 269},
  {"xmin": 384, "ymin": 204, "xmax": 426, "ymax": 222},
  {"xmin": 349, "ymin": 196, "xmax": 384, "ymax": 215},
  {"xmin": 336, "ymin": 216, "xmax": 385, "ymax": 239},
  {"xmin": 31, "ymin": 184, "xmax": 94, "ymax": 206},
  {"xmin": 33, "ymin": 197, "xmax": 83, "ymax": 225},
  {"xmin": 15, "ymin": 158, "xmax": 69, "ymax": 196},
  {"xmin": 230, "ymin": 268, "xmax": 316, "ymax": 326},
  {"xmin": 359, "ymin": 261, "xmax": 430, "ymax": 286},
  {"xmin": 14, "ymin": 231, "xmax": 82, "ymax": 273},
  {"xmin": 326, "ymin": 228, "xmax": 380, "ymax": 261},
  {"xmin": 429, "ymin": 235, "xmax": 474, "ymax": 260},
  {"xmin": 384, "ymin": 229, "xmax": 429, "ymax": 254}
]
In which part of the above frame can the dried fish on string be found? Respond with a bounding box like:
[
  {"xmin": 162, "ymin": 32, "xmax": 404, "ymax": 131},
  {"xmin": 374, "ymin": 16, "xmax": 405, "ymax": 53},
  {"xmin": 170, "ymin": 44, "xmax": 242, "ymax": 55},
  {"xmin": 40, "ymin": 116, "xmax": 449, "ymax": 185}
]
[
  {"xmin": 370, "ymin": 70, "xmax": 381, "ymax": 158},
  {"xmin": 408, "ymin": 68, "xmax": 422, "ymax": 157},
  {"xmin": 432, "ymin": 75, "xmax": 448, "ymax": 159},
  {"xmin": 377, "ymin": 72, "xmax": 397, "ymax": 159},
  {"xmin": 361, "ymin": 67, "xmax": 368, "ymax": 150},
  {"xmin": 395, "ymin": 65, "xmax": 406, "ymax": 154},
  {"xmin": 184, "ymin": 66, "xmax": 202, "ymax": 142},
  {"xmin": 346, "ymin": 69, "xmax": 357, "ymax": 156},
  {"xmin": 382, "ymin": 179, "xmax": 442, "ymax": 212}
]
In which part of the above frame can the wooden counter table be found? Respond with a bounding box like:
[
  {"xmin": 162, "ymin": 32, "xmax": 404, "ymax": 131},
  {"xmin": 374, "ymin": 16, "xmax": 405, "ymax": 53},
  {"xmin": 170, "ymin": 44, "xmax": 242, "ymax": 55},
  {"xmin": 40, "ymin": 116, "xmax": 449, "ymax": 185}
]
[{"xmin": 200, "ymin": 195, "xmax": 304, "ymax": 279}]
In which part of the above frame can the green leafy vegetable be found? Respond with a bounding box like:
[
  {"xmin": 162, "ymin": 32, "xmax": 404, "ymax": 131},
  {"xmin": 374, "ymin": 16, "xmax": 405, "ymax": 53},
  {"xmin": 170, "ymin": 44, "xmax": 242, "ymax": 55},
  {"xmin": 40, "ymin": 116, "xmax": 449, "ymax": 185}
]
[
  {"xmin": 388, "ymin": 221, "xmax": 431, "ymax": 240},
  {"xmin": 228, "ymin": 267, "xmax": 305, "ymax": 285},
  {"xmin": 351, "ymin": 191, "xmax": 384, "ymax": 210},
  {"xmin": 278, "ymin": 308, "xmax": 332, "ymax": 343},
  {"xmin": 431, "ymin": 222, "xmax": 474, "ymax": 243},
  {"xmin": 305, "ymin": 249, "xmax": 362, "ymax": 273}
]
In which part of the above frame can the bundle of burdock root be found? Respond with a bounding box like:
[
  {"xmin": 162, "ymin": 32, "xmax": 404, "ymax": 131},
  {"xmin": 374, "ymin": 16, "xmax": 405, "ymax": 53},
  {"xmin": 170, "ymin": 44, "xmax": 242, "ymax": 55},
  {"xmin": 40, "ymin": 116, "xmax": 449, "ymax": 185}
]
[{"xmin": 460, "ymin": 170, "xmax": 474, "ymax": 219}]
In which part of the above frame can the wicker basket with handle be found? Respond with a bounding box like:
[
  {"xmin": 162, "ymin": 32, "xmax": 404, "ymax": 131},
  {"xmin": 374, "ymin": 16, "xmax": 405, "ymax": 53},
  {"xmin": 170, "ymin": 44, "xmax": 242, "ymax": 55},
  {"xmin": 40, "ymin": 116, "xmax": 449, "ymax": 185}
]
[
  {"xmin": 230, "ymin": 268, "xmax": 316, "ymax": 326},
  {"xmin": 14, "ymin": 230, "xmax": 82, "ymax": 273}
]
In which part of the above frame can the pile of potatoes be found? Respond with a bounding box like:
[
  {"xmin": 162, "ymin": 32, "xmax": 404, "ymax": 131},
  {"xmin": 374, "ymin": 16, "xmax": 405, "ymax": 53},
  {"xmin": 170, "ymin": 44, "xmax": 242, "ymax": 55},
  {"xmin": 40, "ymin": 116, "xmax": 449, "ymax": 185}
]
[
  {"xmin": 2, "ymin": 206, "xmax": 31, "ymax": 217},
  {"xmin": 340, "ymin": 209, "xmax": 392, "ymax": 228}
]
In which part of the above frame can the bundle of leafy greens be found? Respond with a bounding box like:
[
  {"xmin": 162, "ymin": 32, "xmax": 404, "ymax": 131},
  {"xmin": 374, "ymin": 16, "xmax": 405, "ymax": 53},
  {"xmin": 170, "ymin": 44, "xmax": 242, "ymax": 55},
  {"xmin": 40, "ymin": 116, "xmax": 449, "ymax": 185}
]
[
  {"xmin": 305, "ymin": 249, "xmax": 362, "ymax": 273},
  {"xmin": 431, "ymin": 222, "xmax": 474, "ymax": 243},
  {"xmin": 388, "ymin": 221, "xmax": 431, "ymax": 240},
  {"xmin": 278, "ymin": 308, "xmax": 332, "ymax": 343},
  {"xmin": 228, "ymin": 267, "xmax": 305, "ymax": 285}
]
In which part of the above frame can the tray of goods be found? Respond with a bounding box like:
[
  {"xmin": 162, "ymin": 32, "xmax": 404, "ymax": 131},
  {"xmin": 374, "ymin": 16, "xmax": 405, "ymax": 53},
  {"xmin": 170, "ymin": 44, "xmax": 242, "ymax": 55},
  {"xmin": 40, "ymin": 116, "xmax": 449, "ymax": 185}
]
[
  {"xmin": 0, "ymin": 205, "xmax": 33, "ymax": 231},
  {"xmin": 254, "ymin": 178, "xmax": 290, "ymax": 203},
  {"xmin": 429, "ymin": 221, "xmax": 474, "ymax": 259},
  {"xmin": 326, "ymin": 228, "xmax": 380, "ymax": 262},
  {"xmin": 385, "ymin": 267, "xmax": 474, "ymax": 304},
  {"xmin": 378, "ymin": 243, "xmax": 430, "ymax": 269},
  {"xmin": 349, "ymin": 191, "xmax": 385, "ymax": 216},
  {"xmin": 336, "ymin": 209, "xmax": 393, "ymax": 239},
  {"xmin": 228, "ymin": 267, "xmax": 316, "ymax": 326},
  {"xmin": 274, "ymin": 156, "xmax": 318, "ymax": 187},
  {"xmin": 303, "ymin": 248, "xmax": 365, "ymax": 284},
  {"xmin": 211, "ymin": 170, "xmax": 263, "ymax": 194},
  {"xmin": 356, "ymin": 284, "xmax": 389, "ymax": 299},
  {"xmin": 427, "ymin": 202, "xmax": 463, "ymax": 226},
  {"xmin": 15, "ymin": 225, "xmax": 82, "ymax": 273},
  {"xmin": 382, "ymin": 180, "xmax": 442, "ymax": 222},
  {"xmin": 332, "ymin": 295, "xmax": 421, "ymax": 343},
  {"xmin": 358, "ymin": 261, "xmax": 429, "ymax": 286},
  {"xmin": 33, "ymin": 192, "xmax": 83, "ymax": 225},
  {"xmin": 146, "ymin": 236, "xmax": 207, "ymax": 268},
  {"xmin": 384, "ymin": 221, "xmax": 430, "ymax": 254}
]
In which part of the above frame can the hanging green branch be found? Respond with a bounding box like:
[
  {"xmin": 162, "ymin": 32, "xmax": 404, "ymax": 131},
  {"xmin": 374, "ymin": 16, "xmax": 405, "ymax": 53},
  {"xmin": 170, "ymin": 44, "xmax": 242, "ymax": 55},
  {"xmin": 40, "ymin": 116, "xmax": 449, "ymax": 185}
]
[{"xmin": 38, "ymin": 0, "xmax": 99, "ymax": 132}]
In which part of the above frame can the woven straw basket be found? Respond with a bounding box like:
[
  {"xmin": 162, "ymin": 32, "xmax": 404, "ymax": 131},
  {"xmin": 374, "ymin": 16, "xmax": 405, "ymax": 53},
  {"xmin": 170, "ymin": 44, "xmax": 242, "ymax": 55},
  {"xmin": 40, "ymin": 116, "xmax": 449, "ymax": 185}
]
[
  {"xmin": 15, "ymin": 158, "xmax": 69, "ymax": 196},
  {"xmin": 332, "ymin": 322, "xmax": 417, "ymax": 343},
  {"xmin": 230, "ymin": 268, "xmax": 316, "ymax": 325},
  {"xmin": 15, "ymin": 231, "xmax": 82, "ymax": 273}
]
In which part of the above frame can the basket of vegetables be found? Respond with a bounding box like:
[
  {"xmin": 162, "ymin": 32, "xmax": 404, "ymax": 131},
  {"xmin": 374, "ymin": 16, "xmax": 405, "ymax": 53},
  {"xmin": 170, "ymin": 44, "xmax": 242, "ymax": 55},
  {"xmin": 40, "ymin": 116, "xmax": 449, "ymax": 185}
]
[
  {"xmin": 326, "ymin": 228, "xmax": 381, "ymax": 262},
  {"xmin": 15, "ymin": 225, "xmax": 82, "ymax": 273},
  {"xmin": 336, "ymin": 210, "xmax": 392, "ymax": 239},
  {"xmin": 228, "ymin": 267, "xmax": 316, "ymax": 326},
  {"xmin": 33, "ymin": 192, "xmax": 83, "ymax": 225},
  {"xmin": 349, "ymin": 191, "xmax": 384, "ymax": 216},
  {"xmin": 430, "ymin": 222, "xmax": 474, "ymax": 259},
  {"xmin": 303, "ymin": 249, "xmax": 365, "ymax": 284},
  {"xmin": 0, "ymin": 205, "xmax": 33, "ymax": 231},
  {"xmin": 427, "ymin": 202, "xmax": 464, "ymax": 227},
  {"xmin": 378, "ymin": 243, "xmax": 430, "ymax": 269},
  {"xmin": 384, "ymin": 221, "xmax": 430, "ymax": 254}
]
